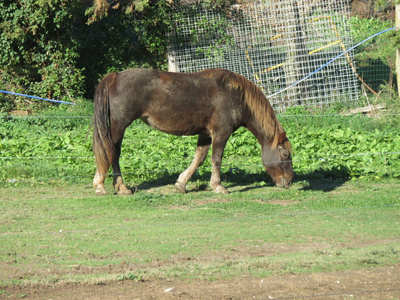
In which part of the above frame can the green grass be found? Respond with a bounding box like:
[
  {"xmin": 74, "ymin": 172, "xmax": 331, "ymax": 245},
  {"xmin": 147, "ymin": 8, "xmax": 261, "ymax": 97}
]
[{"xmin": 1, "ymin": 178, "xmax": 399, "ymax": 286}]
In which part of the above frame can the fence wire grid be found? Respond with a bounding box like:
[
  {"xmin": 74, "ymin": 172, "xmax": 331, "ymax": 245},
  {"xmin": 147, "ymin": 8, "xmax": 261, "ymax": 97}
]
[{"xmin": 168, "ymin": 0, "xmax": 359, "ymax": 110}]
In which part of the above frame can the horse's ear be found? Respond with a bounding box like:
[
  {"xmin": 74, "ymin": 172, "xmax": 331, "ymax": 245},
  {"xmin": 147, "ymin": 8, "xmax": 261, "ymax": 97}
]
[{"xmin": 279, "ymin": 131, "xmax": 287, "ymax": 144}]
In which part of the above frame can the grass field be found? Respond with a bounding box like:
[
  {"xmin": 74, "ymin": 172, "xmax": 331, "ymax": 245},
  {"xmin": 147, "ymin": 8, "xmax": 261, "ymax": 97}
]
[
  {"xmin": 1, "ymin": 100, "xmax": 400, "ymax": 298},
  {"xmin": 1, "ymin": 178, "xmax": 400, "ymax": 298}
]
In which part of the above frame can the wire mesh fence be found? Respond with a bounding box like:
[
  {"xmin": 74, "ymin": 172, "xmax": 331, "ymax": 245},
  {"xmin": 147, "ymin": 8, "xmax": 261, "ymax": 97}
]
[{"xmin": 167, "ymin": 0, "xmax": 361, "ymax": 110}]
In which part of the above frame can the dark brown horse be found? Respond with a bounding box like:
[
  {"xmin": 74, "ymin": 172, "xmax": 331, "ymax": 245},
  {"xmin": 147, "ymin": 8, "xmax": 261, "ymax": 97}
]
[{"xmin": 92, "ymin": 68, "xmax": 293, "ymax": 195}]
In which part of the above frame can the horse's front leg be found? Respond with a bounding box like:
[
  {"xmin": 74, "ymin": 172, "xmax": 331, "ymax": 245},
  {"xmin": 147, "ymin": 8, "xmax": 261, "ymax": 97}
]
[
  {"xmin": 210, "ymin": 137, "xmax": 229, "ymax": 194},
  {"xmin": 175, "ymin": 134, "xmax": 211, "ymax": 193}
]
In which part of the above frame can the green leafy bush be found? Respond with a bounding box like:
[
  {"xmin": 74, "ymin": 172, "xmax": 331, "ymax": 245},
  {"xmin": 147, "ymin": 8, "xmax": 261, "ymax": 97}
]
[
  {"xmin": 1, "ymin": 104, "xmax": 400, "ymax": 185},
  {"xmin": 350, "ymin": 16, "xmax": 396, "ymax": 91},
  {"xmin": 281, "ymin": 113, "xmax": 400, "ymax": 179},
  {"xmin": 0, "ymin": 0, "xmax": 86, "ymax": 111},
  {"xmin": 0, "ymin": 0, "xmax": 171, "ymax": 112}
]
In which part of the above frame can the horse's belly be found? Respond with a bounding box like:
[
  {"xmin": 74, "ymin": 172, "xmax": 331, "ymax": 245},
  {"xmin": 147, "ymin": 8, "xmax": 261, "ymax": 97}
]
[{"xmin": 140, "ymin": 114, "xmax": 207, "ymax": 136}]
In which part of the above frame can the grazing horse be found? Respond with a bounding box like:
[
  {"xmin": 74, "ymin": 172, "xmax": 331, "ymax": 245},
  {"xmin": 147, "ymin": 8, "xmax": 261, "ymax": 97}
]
[{"xmin": 92, "ymin": 68, "xmax": 293, "ymax": 195}]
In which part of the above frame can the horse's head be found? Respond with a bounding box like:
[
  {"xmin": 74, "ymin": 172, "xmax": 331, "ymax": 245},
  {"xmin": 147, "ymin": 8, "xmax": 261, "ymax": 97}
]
[{"xmin": 262, "ymin": 131, "xmax": 293, "ymax": 189}]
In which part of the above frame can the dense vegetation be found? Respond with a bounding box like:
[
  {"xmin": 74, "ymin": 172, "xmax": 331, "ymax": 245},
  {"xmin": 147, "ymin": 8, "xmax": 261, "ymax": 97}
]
[
  {"xmin": 0, "ymin": 0, "xmax": 172, "ymax": 111},
  {"xmin": 1, "ymin": 101, "xmax": 399, "ymax": 188}
]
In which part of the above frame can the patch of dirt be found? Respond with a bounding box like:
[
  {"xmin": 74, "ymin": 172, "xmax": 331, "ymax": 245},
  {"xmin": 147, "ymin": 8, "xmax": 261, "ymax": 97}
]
[
  {"xmin": 351, "ymin": 0, "xmax": 395, "ymax": 21},
  {"xmin": 3, "ymin": 264, "xmax": 400, "ymax": 299},
  {"xmin": 9, "ymin": 110, "xmax": 29, "ymax": 117}
]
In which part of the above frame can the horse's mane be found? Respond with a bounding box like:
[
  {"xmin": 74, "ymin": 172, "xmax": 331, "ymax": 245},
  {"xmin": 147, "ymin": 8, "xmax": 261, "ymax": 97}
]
[{"xmin": 201, "ymin": 68, "xmax": 283, "ymax": 148}]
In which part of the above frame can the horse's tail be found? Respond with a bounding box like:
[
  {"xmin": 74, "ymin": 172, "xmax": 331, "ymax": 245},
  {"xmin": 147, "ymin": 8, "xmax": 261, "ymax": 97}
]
[{"xmin": 92, "ymin": 73, "xmax": 118, "ymax": 175}]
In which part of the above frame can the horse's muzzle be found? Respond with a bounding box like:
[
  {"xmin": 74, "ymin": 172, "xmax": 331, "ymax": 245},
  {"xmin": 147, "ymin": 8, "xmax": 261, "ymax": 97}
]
[{"xmin": 278, "ymin": 177, "xmax": 292, "ymax": 189}]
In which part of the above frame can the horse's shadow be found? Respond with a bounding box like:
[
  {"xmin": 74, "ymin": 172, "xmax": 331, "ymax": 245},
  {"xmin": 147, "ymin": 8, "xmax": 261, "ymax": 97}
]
[
  {"xmin": 297, "ymin": 166, "xmax": 352, "ymax": 192},
  {"xmin": 134, "ymin": 166, "xmax": 351, "ymax": 193},
  {"xmin": 222, "ymin": 167, "xmax": 350, "ymax": 193}
]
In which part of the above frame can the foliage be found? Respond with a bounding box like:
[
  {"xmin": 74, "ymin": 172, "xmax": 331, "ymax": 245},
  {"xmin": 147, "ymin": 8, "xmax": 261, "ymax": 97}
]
[
  {"xmin": 351, "ymin": 16, "xmax": 395, "ymax": 66},
  {"xmin": 78, "ymin": 0, "xmax": 171, "ymax": 95},
  {"xmin": 0, "ymin": 0, "xmax": 171, "ymax": 113},
  {"xmin": 0, "ymin": 0, "xmax": 86, "ymax": 111},
  {"xmin": 171, "ymin": 3, "xmax": 235, "ymax": 63},
  {"xmin": 350, "ymin": 16, "xmax": 396, "ymax": 91},
  {"xmin": 283, "ymin": 116, "xmax": 400, "ymax": 179},
  {"xmin": 1, "ymin": 102, "xmax": 400, "ymax": 185}
]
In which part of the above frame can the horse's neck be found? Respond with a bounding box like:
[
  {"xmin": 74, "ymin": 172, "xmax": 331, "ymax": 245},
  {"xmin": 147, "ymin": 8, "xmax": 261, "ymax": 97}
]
[{"xmin": 245, "ymin": 116, "xmax": 277, "ymax": 149}]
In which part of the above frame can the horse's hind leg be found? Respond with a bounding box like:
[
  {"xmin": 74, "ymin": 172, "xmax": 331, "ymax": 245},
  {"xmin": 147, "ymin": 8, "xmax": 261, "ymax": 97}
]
[
  {"xmin": 112, "ymin": 131, "xmax": 132, "ymax": 195},
  {"xmin": 175, "ymin": 134, "xmax": 211, "ymax": 193},
  {"xmin": 93, "ymin": 168, "xmax": 108, "ymax": 195},
  {"xmin": 111, "ymin": 145, "xmax": 131, "ymax": 195},
  {"xmin": 93, "ymin": 146, "xmax": 111, "ymax": 195}
]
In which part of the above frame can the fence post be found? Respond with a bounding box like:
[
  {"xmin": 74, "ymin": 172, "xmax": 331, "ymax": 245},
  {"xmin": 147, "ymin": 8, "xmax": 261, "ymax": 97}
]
[{"xmin": 396, "ymin": 4, "xmax": 400, "ymax": 95}]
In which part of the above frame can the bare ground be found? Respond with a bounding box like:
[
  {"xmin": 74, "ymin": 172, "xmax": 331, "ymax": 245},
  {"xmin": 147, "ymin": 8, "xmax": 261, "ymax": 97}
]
[
  {"xmin": 2, "ymin": 181, "xmax": 399, "ymax": 299},
  {"xmin": 2, "ymin": 264, "xmax": 400, "ymax": 299}
]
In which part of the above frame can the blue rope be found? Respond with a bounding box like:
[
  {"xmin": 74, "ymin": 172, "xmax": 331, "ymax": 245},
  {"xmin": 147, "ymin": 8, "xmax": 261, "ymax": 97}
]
[
  {"xmin": 266, "ymin": 27, "xmax": 397, "ymax": 99},
  {"xmin": 0, "ymin": 89, "xmax": 75, "ymax": 105}
]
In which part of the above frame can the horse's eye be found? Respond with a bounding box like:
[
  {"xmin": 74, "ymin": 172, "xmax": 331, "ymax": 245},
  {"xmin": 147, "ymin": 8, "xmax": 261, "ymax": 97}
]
[{"xmin": 278, "ymin": 146, "xmax": 289, "ymax": 158}]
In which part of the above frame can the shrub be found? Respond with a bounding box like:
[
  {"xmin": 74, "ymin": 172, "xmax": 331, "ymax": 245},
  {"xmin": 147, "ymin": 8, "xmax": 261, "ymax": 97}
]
[{"xmin": 0, "ymin": 0, "xmax": 171, "ymax": 112}]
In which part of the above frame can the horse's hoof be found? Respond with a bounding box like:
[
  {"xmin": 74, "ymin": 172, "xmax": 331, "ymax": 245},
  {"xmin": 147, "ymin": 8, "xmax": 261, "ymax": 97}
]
[
  {"xmin": 117, "ymin": 187, "xmax": 133, "ymax": 196},
  {"xmin": 214, "ymin": 186, "xmax": 229, "ymax": 194},
  {"xmin": 95, "ymin": 188, "xmax": 107, "ymax": 195},
  {"xmin": 174, "ymin": 182, "xmax": 187, "ymax": 194}
]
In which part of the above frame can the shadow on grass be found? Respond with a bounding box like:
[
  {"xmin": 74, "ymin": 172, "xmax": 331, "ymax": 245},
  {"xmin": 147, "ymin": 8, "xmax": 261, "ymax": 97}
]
[
  {"xmin": 296, "ymin": 166, "xmax": 352, "ymax": 192},
  {"xmin": 134, "ymin": 166, "xmax": 351, "ymax": 194}
]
